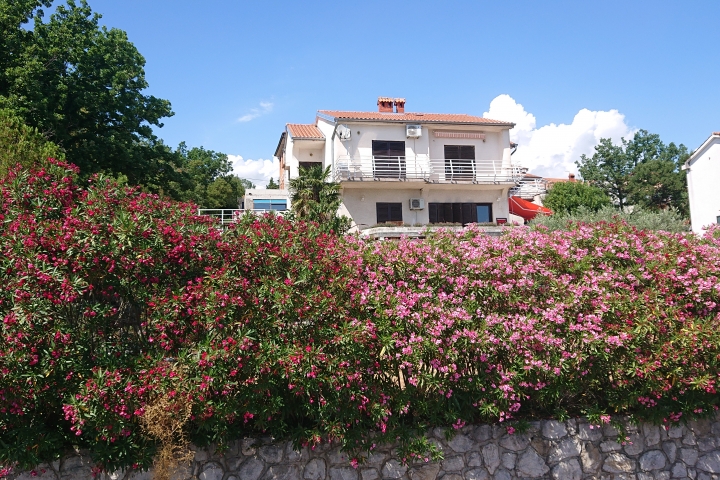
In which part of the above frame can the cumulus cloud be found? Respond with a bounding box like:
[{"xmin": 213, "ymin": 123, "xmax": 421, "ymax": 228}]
[
  {"xmin": 228, "ymin": 155, "xmax": 279, "ymax": 187},
  {"xmin": 483, "ymin": 94, "xmax": 635, "ymax": 178},
  {"xmin": 237, "ymin": 101, "xmax": 274, "ymax": 122}
]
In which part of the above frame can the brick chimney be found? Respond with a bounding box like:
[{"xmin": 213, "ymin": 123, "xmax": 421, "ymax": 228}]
[
  {"xmin": 394, "ymin": 98, "xmax": 405, "ymax": 113},
  {"xmin": 568, "ymin": 173, "xmax": 576, "ymax": 182},
  {"xmin": 378, "ymin": 97, "xmax": 393, "ymax": 113}
]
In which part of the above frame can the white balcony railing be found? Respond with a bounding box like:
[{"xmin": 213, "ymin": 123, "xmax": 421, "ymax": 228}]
[
  {"xmin": 509, "ymin": 179, "xmax": 549, "ymax": 198},
  {"xmin": 197, "ymin": 208, "xmax": 286, "ymax": 225},
  {"xmin": 334, "ymin": 156, "xmax": 522, "ymax": 183}
]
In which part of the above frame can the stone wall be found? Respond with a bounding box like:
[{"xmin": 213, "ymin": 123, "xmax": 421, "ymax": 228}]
[{"xmin": 9, "ymin": 416, "xmax": 720, "ymax": 480}]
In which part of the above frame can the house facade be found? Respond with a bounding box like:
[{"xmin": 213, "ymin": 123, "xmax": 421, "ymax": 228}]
[
  {"xmin": 274, "ymin": 97, "xmax": 521, "ymax": 233},
  {"xmin": 684, "ymin": 131, "xmax": 720, "ymax": 234}
]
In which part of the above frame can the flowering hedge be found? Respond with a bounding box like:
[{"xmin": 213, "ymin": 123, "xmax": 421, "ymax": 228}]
[{"xmin": 1, "ymin": 161, "xmax": 719, "ymax": 473}]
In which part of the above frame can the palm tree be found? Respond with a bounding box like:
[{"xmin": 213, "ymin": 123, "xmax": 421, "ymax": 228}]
[{"xmin": 289, "ymin": 164, "xmax": 349, "ymax": 233}]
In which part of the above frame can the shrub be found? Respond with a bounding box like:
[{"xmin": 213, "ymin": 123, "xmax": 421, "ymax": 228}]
[
  {"xmin": 1, "ymin": 162, "xmax": 719, "ymax": 474},
  {"xmin": 529, "ymin": 205, "xmax": 689, "ymax": 233},
  {"xmin": 542, "ymin": 180, "xmax": 611, "ymax": 214},
  {"xmin": 0, "ymin": 108, "xmax": 64, "ymax": 178}
]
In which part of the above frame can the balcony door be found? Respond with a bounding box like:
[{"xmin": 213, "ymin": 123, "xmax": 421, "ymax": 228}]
[
  {"xmin": 444, "ymin": 145, "xmax": 475, "ymax": 181},
  {"xmin": 372, "ymin": 140, "xmax": 406, "ymax": 179}
]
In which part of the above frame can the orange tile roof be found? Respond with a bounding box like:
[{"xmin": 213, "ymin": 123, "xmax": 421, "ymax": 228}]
[
  {"xmin": 287, "ymin": 124, "xmax": 325, "ymax": 140},
  {"xmin": 318, "ymin": 110, "xmax": 514, "ymax": 126},
  {"xmin": 714, "ymin": 131, "xmax": 720, "ymax": 136}
]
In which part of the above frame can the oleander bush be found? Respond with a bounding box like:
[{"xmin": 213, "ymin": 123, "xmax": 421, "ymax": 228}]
[{"xmin": 1, "ymin": 160, "xmax": 720, "ymax": 475}]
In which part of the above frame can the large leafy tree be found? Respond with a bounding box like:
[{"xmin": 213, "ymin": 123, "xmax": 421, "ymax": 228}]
[
  {"xmin": 289, "ymin": 164, "xmax": 350, "ymax": 234},
  {"xmin": 175, "ymin": 142, "xmax": 254, "ymax": 209},
  {"xmin": 0, "ymin": 0, "xmax": 181, "ymax": 192},
  {"xmin": 576, "ymin": 130, "xmax": 689, "ymax": 213},
  {"xmin": 542, "ymin": 180, "xmax": 611, "ymax": 215}
]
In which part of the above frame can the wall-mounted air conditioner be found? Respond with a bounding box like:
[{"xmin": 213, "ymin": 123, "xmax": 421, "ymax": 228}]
[
  {"xmin": 406, "ymin": 125, "xmax": 422, "ymax": 138},
  {"xmin": 409, "ymin": 198, "xmax": 425, "ymax": 210}
]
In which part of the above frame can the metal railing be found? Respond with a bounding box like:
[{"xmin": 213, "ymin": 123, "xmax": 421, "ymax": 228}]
[
  {"xmin": 197, "ymin": 208, "xmax": 286, "ymax": 225},
  {"xmin": 509, "ymin": 179, "xmax": 549, "ymax": 198},
  {"xmin": 334, "ymin": 156, "xmax": 522, "ymax": 183}
]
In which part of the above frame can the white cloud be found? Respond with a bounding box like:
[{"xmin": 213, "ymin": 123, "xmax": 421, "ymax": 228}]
[
  {"xmin": 237, "ymin": 101, "xmax": 274, "ymax": 122},
  {"xmin": 228, "ymin": 155, "xmax": 279, "ymax": 187},
  {"xmin": 483, "ymin": 94, "xmax": 635, "ymax": 178}
]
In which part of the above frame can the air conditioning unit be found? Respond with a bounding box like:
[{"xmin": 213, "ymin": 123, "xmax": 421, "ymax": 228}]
[
  {"xmin": 406, "ymin": 124, "xmax": 422, "ymax": 138},
  {"xmin": 409, "ymin": 198, "xmax": 425, "ymax": 210},
  {"xmin": 336, "ymin": 124, "xmax": 351, "ymax": 141}
]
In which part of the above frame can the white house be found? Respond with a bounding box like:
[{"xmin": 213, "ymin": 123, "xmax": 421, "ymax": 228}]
[
  {"xmin": 683, "ymin": 131, "xmax": 720, "ymax": 234},
  {"xmin": 274, "ymin": 97, "xmax": 522, "ymax": 234}
]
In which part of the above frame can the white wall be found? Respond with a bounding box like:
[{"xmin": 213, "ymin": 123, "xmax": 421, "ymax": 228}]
[
  {"xmin": 341, "ymin": 185, "xmax": 509, "ymax": 229},
  {"xmin": 687, "ymin": 137, "xmax": 720, "ymax": 234}
]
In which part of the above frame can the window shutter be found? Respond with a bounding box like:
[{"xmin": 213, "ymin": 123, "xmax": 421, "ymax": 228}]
[
  {"xmin": 376, "ymin": 203, "xmax": 389, "ymax": 223},
  {"xmin": 429, "ymin": 203, "xmax": 439, "ymax": 223},
  {"xmin": 389, "ymin": 203, "xmax": 403, "ymax": 222},
  {"xmin": 444, "ymin": 145, "xmax": 460, "ymax": 159},
  {"xmin": 459, "ymin": 145, "xmax": 475, "ymax": 160}
]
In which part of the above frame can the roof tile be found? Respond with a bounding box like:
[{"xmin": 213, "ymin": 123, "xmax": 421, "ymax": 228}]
[
  {"xmin": 287, "ymin": 124, "xmax": 325, "ymax": 140},
  {"xmin": 318, "ymin": 110, "xmax": 514, "ymax": 126}
]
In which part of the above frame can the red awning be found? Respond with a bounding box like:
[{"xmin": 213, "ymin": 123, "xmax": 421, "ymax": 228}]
[{"xmin": 509, "ymin": 196, "xmax": 552, "ymax": 221}]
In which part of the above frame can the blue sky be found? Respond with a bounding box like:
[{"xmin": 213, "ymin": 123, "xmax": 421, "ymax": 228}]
[{"xmin": 90, "ymin": 0, "xmax": 719, "ymax": 183}]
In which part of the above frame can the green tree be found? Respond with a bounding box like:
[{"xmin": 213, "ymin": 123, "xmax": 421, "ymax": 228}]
[
  {"xmin": 0, "ymin": 108, "xmax": 64, "ymax": 177},
  {"xmin": 576, "ymin": 138, "xmax": 634, "ymax": 209},
  {"xmin": 0, "ymin": 0, "xmax": 181, "ymax": 192},
  {"xmin": 576, "ymin": 130, "xmax": 689, "ymax": 213},
  {"xmin": 175, "ymin": 142, "xmax": 253, "ymax": 209},
  {"xmin": 542, "ymin": 180, "xmax": 611, "ymax": 215},
  {"xmin": 266, "ymin": 177, "xmax": 280, "ymax": 189},
  {"xmin": 627, "ymin": 142, "xmax": 689, "ymax": 215},
  {"xmin": 289, "ymin": 164, "xmax": 350, "ymax": 234}
]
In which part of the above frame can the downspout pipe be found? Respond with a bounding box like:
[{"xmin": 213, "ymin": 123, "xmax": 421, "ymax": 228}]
[{"xmin": 330, "ymin": 119, "xmax": 339, "ymax": 181}]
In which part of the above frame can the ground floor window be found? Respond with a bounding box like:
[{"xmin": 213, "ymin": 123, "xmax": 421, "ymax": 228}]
[
  {"xmin": 376, "ymin": 202, "xmax": 403, "ymax": 224},
  {"xmin": 428, "ymin": 202, "xmax": 492, "ymax": 225},
  {"xmin": 253, "ymin": 199, "xmax": 287, "ymax": 211}
]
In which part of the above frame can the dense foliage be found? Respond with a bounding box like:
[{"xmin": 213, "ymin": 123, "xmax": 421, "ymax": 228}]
[
  {"xmin": 1, "ymin": 161, "xmax": 719, "ymax": 474},
  {"xmin": 576, "ymin": 130, "xmax": 689, "ymax": 214},
  {"xmin": 173, "ymin": 142, "xmax": 253, "ymax": 209},
  {"xmin": 0, "ymin": 108, "xmax": 64, "ymax": 178},
  {"xmin": 542, "ymin": 181, "xmax": 611, "ymax": 214},
  {"xmin": 0, "ymin": 0, "xmax": 182, "ymax": 191},
  {"xmin": 1, "ymin": 0, "xmax": 258, "ymax": 205},
  {"xmin": 529, "ymin": 205, "xmax": 689, "ymax": 233}
]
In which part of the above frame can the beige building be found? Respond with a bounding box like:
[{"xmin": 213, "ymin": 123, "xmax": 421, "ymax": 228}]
[{"xmin": 274, "ymin": 97, "xmax": 522, "ymax": 234}]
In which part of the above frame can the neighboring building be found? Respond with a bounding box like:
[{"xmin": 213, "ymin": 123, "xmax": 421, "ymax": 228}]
[
  {"xmin": 274, "ymin": 97, "xmax": 522, "ymax": 234},
  {"xmin": 243, "ymin": 188, "xmax": 290, "ymax": 213},
  {"xmin": 683, "ymin": 131, "xmax": 720, "ymax": 234}
]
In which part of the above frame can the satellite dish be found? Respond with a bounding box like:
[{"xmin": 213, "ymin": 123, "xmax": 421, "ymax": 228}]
[{"xmin": 336, "ymin": 124, "xmax": 351, "ymax": 141}]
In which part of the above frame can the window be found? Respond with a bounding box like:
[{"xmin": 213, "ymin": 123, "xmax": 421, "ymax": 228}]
[
  {"xmin": 428, "ymin": 202, "xmax": 492, "ymax": 225},
  {"xmin": 299, "ymin": 161, "xmax": 321, "ymax": 171},
  {"xmin": 444, "ymin": 145, "xmax": 475, "ymax": 181},
  {"xmin": 372, "ymin": 140, "xmax": 406, "ymax": 179},
  {"xmin": 376, "ymin": 202, "xmax": 403, "ymax": 224},
  {"xmin": 253, "ymin": 199, "xmax": 287, "ymax": 211}
]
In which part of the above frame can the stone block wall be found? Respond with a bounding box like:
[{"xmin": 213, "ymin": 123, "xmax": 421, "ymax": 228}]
[{"xmin": 9, "ymin": 416, "xmax": 720, "ymax": 480}]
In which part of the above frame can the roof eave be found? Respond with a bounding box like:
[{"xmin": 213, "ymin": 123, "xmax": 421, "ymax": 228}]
[
  {"xmin": 685, "ymin": 132, "xmax": 720, "ymax": 168},
  {"xmin": 321, "ymin": 117, "xmax": 514, "ymax": 128}
]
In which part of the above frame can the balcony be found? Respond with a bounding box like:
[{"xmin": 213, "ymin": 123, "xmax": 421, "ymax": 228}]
[{"xmin": 334, "ymin": 156, "xmax": 522, "ymax": 184}]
